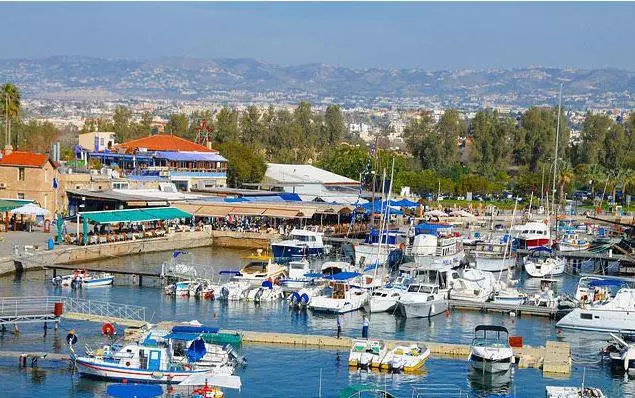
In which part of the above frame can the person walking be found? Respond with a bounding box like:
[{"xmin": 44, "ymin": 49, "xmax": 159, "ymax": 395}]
[
  {"xmin": 362, "ymin": 314, "xmax": 369, "ymax": 338},
  {"xmin": 336, "ymin": 314, "xmax": 342, "ymax": 339}
]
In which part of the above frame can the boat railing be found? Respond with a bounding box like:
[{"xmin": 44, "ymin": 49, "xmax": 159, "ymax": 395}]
[
  {"xmin": 411, "ymin": 383, "xmax": 469, "ymax": 397},
  {"xmin": 0, "ymin": 296, "xmax": 59, "ymax": 318},
  {"xmin": 61, "ymin": 297, "xmax": 147, "ymax": 322}
]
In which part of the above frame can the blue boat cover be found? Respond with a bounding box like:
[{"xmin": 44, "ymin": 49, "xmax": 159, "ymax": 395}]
[
  {"xmin": 529, "ymin": 246, "xmax": 552, "ymax": 254},
  {"xmin": 391, "ymin": 198, "xmax": 419, "ymax": 207},
  {"xmin": 588, "ymin": 279, "xmax": 626, "ymax": 288},
  {"xmin": 219, "ymin": 270, "xmax": 241, "ymax": 275},
  {"xmin": 107, "ymin": 384, "xmax": 163, "ymax": 398},
  {"xmin": 324, "ymin": 272, "xmax": 361, "ymax": 281},
  {"xmin": 172, "ymin": 325, "xmax": 219, "ymax": 334},
  {"xmin": 414, "ymin": 223, "xmax": 452, "ymax": 235},
  {"xmin": 187, "ymin": 337, "xmax": 207, "ymax": 362},
  {"xmin": 163, "ymin": 332, "xmax": 201, "ymax": 341},
  {"xmin": 303, "ymin": 272, "xmax": 323, "ymax": 278},
  {"xmin": 261, "ymin": 280, "xmax": 273, "ymax": 289},
  {"xmin": 278, "ymin": 192, "xmax": 302, "ymax": 201}
]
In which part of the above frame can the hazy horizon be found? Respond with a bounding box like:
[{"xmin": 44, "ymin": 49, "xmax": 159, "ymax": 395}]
[{"xmin": 1, "ymin": 2, "xmax": 634, "ymax": 70}]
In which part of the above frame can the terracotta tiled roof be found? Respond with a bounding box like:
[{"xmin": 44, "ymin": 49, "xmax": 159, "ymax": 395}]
[
  {"xmin": 117, "ymin": 134, "xmax": 215, "ymax": 153},
  {"xmin": 0, "ymin": 151, "xmax": 51, "ymax": 168}
]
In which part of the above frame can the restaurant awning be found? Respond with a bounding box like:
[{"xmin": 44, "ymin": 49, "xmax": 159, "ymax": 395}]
[
  {"xmin": 0, "ymin": 199, "xmax": 33, "ymax": 212},
  {"xmin": 80, "ymin": 207, "xmax": 192, "ymax": 224}
]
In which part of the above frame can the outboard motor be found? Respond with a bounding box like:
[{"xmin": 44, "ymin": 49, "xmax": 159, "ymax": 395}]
[
  {"xmin": 254, "ymin": 288, "xmax": 264, "ymax": 302},
  {"xmin": 225, "ymin": 344, "xmax": 247, "ymax": 367},
  {"xmin": 299, "ymin": 293, "xmax": 310, "ymax": 307},
  {"xmin": 220, "ymin": 286, "xmax": 230, "ymax": 299},
  {"xmin": 289, "ymin": 291, "xmax": 301, "ymax": 308},
  {"xmin": 52, "ymin": 276, "xmax": 62, "ymax": 287}
]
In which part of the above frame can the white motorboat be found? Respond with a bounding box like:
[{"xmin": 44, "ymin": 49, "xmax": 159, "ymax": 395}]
[
  {"xmin": 557, "ymin": 234, "xmax": 591, "ymax": 252},
  {"xmin": 523, "ymin": 247, "xmax": 565, "ymax": 277},
  {"xmin": 449, "ymin": 267, "xmax": 496, "ymax": 303},
  {"xmin": 219, "ymin": 280, "xmax": 252, "ymax": 301},
  {"xmin": 175, "ymin": 281, "xmax": 194, "ymax": 296},
  {"xmin": 394, "ymin": 283, "xmax": 448, "ymax": 318},
  {"xmin": 271, "ymin": 229, "xmax": 325, "ymax": 260},
  {"xmin": 469, "ymin": 325, "xmax": 514, "ymax": 373},
  {"xmin": 354, "ymin": 229, "xmax": 406, "ymax": 267},
  {"xmin": 245, "ymin": 280, "xmax": 284, "ymax": 302},
  {"xmin": 308, "ymin": 276, "xmax": 369, "ymax": 314},
  {"xmin": 472, "ymin": 239, "xmax": 516, "ymax": 272},
  {"xmin": 288, "ymin": 284, "xmax": 324, "ymax": 308},
  {"xmin": 491, "ymin": 287, "xmax": 527, "ymax": 305},
  {"xmin": 368, "ymin": 287, "xmax": 404, "ymax": 313},
  {"xmin": 233, "ymin": 252, "xmax": 287, "ymax": 286},
  {"xmin": 348, "ymin": 339, "xmax": 387, "ymax": 369},
  {"xmin": 604, "ymin": 332, "xmax": 635, "ymax": 375},
  {"xmin": 556, "ymin": 287, "xmax": 635, "ymax": 333},
  {"xmin": 51, "ymin": 269, "xmax": 114, "ymax": 288},
  {"xmin": 513, "ymin": 221, "xmax": 551, "ymax": 250},
  {"xmin": 574, "ymin": 276, "xmax": 606, "ymax": 303},
  {"xmin": 411, "ymin": 223, "xmax": 465, "ymax": 270},
  {"xmin": 545, "ymin": 386, "xmax": 606, "ymax": 398},
  {"xmin": 380, "ymin": 344, "xmax": 430, "ymax": 372},
  {"xmin": 280, "ymin": 259, "xmax": 317, "ymax": 289}
]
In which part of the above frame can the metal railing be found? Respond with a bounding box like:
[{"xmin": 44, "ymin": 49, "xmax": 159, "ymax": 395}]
[{"xmin": 0, "ymin": 296, "xmax": 146, "ymax": 323}]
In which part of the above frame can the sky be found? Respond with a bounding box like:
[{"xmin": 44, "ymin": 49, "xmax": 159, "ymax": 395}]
[{"xmin": 1, "ymin": 2, "xmax": 634, "ymax": 70}]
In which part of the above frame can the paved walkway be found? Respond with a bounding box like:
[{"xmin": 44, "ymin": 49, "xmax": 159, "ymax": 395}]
[{"xmin": 0, "ymin": 231, "xmax": 55, "ymax": 256}]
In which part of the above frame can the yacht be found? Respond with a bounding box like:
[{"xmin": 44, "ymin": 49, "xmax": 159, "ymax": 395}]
[
  {"xmin": 245, "ymin": 280, "xmax": 284, "ymax": 302},
  {"xmin": 380, "ymin": 344, "xmax": 430, "ymax": 372},
  {"xmin": 279, "ymin": 259, "xmax": 315, "ymax": 289},
  {"xmin": 394, "ymin": 283, "xmax": 448, "ymax": 318},
  {"xmin": 308, "ymin": 275, "xmax": 369, "ymax": 314},
  {"xmin": 449, "ymin": 267, "xmax": 496, "ymax": 303},
  {"xmin": 604, "ymin": 333, "xmax": 635, "ymax": 375},
  {"xmin": 271, "ymin": 229, "xmax": 325, "ymax": 260},
  {"xmin": 233, "ymin": 251, "xmax": 287, "ymax": 286},
  {"xmin": 513, "ymin": 221, "xmax": 550, "ymax": 250},
  {"xmin": 411, "ymin": 223, "xmax": 464, "ymax": 270},
  {"xmin": 51, "ymin": 269, "xmax": 114, "ymax": 288},
  {"xmin": 368, "ymin": 276, "xmax": 412, "ymax": 313},
  {"xmin": 556, "ymin": 288, "xmax": 635, "ymax": 332},
  {"xmin": 472, "ymin": 238, "xmax": 516, "ymax": 272},
  {"xmin": 523, "ymin": 247, "xmax": 565, "ymax": 277},
  {"xmin": 348, "ymin": 339, "xmax": 387, "ymax": 369},
  {"xmin": 469, "ymin": 325, "xmax": 514, "ymax": 373},
  {"xmin": 354, "ymin": 229, "xmax": 407, "ymax": 267},
  {"xmin": 557, "ymin": 234, "xmax": 591, "ymax": 252}
]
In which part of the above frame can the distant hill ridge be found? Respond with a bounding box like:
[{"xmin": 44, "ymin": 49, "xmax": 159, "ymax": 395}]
[{"xmin": 0, "ymin": 55, "xmax": 633, "ymax": 107}]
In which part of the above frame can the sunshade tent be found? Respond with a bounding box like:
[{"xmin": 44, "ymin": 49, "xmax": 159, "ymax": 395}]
[
  {"xmin": 0, "ymin": 199, "xmax": 32, "ymax": 212},
  {"xmin": 80, "ymin": 207, "xmax": 192, "ymax": 224},
  {"xmin": 10, "ymin": 203, "xmax": 49, "ymax": 216}
]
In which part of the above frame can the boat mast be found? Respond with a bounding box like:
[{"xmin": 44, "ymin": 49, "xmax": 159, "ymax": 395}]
[{"xmin": 551, "ymin": 83, "xmax": 563, "ymax": 242}]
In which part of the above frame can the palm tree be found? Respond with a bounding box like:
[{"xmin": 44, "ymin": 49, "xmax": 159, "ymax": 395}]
[
  {"xmin": 1, "ymin": 83, "xmax": 21, "ymax": 147},
  {"xmin": 557, "ymin": 159, "xmax": 574, "ymax": 203},
  {"xmin": 584, "ymin": 163, "xmax": 606, "ymax": 203}
]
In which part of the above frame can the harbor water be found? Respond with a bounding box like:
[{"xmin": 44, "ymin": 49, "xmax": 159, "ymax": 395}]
[{"xmin": 0, "ymin": 246, "xmax": 632, "ymax": 397}]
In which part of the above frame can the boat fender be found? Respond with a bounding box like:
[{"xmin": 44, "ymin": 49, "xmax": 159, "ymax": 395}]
[
  {"xmin": 125, "ymin": 361, "xmax": 131, "ymax": 367},
  {"xmin": 102, "ymin": 323, "xmax": 115, "ymax": 336}
]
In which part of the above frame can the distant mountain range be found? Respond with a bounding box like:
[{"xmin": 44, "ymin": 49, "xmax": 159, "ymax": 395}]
[{"xmin": 1, "ymin": 56, "xmax": 633, "ymax": 108}]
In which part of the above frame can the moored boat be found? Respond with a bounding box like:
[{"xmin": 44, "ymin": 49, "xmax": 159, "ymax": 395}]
[
  {"xmin": 51, "ymin": 269, "xmax": 114, "ymax": 288},
  {"xmin": 380, "ymin": 343, "xmax": 430, "ymax": 372},
  {"xmin": 348, "ymin": 339, "xmax": 386, "ymax": 369},
  {"xmin": 271, "ymin": 229, "xmax": 325, "ymax": 260},
  {"xmin": 469, "ymin": 325, "xmax": 514, "ymax": 373},
  {"xmin": 394, "ymin": 283, "xmax": 448, "ymax": 318}
]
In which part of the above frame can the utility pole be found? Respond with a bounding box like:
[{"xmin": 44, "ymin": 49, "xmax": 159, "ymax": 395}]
[{"xmin": 552, "ymin": 83, "xmax": 563, "ymax": 233}]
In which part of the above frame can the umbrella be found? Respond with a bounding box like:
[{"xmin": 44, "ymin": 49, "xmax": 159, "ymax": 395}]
[
  {"xmin": 10, "ymin": 203, "xmax": 49, "ymax": 216},
  {"xmin": 427, "ymin": 209, "xmax": 448, "ymax": 217}
]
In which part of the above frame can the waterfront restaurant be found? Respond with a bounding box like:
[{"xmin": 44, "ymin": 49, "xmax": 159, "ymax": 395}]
[{"xmin": 76, "ymin": 134, "xmax": 228, "ymax": 191}]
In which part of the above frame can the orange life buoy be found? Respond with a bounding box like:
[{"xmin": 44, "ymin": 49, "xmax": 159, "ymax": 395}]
[{"xmin": 102, "ymin": 323, "xmax": 115, "ymax": 336}]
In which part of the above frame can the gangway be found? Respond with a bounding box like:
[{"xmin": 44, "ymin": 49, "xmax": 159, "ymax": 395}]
[
  {"xmin": 411, "ymin": 384, "xmax": 469, "ymax": 398},
  {"xmin": 0, "ymin": 296, "xmax": 147, "ymax": 328}
]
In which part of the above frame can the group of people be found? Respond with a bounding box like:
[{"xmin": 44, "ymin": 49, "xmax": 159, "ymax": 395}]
[{"xmin": 336, "ymin": 313, "xmax": 370, "ymax": 339}]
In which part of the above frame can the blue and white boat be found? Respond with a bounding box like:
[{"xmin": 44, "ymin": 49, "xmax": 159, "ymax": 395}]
[
  {"xmin": 354, "ymin": 228, "xmax": 407, "ymax": 267},
  {"xmin": 279, "ymin": 259, "xmax": 320, "ymax": 289},
  {"xmin": 271, "ymin": 229, "xmax": 325, "ymax": 260},
  {"xmin": 51, "ymin": 269, "xmax": 114, "ymax": 288}
]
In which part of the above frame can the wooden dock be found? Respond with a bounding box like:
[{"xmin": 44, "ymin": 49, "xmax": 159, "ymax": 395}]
[{"xmin": 448, "ymin": 299, "xmax": 567, "ymax": 318}]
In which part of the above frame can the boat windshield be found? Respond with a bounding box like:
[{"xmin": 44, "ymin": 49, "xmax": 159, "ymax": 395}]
[{"xmin": 407, "ymin": 285, "xmax": 433, "ymax": 294}]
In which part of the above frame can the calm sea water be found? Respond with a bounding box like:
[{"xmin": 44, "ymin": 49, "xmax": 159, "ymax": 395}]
[{"xmin": 0, "ymin": 246, "xmax": 632, "ymax": 397}]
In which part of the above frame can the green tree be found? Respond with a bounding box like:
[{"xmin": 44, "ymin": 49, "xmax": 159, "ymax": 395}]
[
  {"xmin": 324, "ymin": 105, "xmax": 346, "ymax": 146},
  {"xmin": 14, "ymin": 120, "xmax": 60, "ymax": 152},
  {"xmin": 403, "ymin": 113, "xmax": 441, "ymax": 170},
  {"xmin": 218, "ymin": 141, "xmax": 267, "ymax": 188},
  {"xmin": 165, "ymin": 114, "xmax": 189, "ymax": 136},
  {"xmin": 239, "ymin": 105, "xmax": 265, "ymax": 147},
  {"xmin": 517, "ymin": 107, "xmax": 569, "ymax": 172},
  {"xmin": 215, "ymin": 107, "xmax": 239, "ymax": 143},
  {"xmin": 316, "ymin": 144, "xmax": 369, "ymax": 181},
  {"xmin": 436, "ymin": 109, "xmax": 465, "ymax": 167},
  {"xmin": 113, "ymin": 105, "xmax": 132, "ymax": 142},
  {"xmin": 469, "ymin": 110, "xmax": 514, "ymax": 175},
  {"xmin": 579, "ymin": 113, "xmax": 611, "ymax": 165},
  {"xmin": 1, "ymin": 83, "xmax": 21, "ymax": 147}
]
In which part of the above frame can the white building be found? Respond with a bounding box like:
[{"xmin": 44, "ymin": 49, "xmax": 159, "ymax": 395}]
[{"xmin": 79, "ymin": 132, "xmax": 116, "ymax": 152}]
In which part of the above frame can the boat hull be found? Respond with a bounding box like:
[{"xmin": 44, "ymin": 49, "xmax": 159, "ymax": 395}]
[
  {"xmin": 74, "ymin": 358, "xmax": 210, "ymax": 384},
  {"xmin": 556, "ymin": 308, "xmax": 635, "ymax": 333},
  {"xmin": 368, "ymin": 297, "xmax": 398, "ymax": 313},
  {"xmin": 395, "ymin": 300, "xmax": 448, "ymax": 318},
  {"xmin": 524, "ymin": 258, "xmax": 565, "ymax": 278},
  {"xmin": 271, "ymin": 244, "xmax": 323, "ymax": 260},
  {"xmin": 473, "ymin": 257, "xmax": 515, "ymax": 272},
  {"xmin": 469, "ymin": 353, "xmax": 513, "ymax": 373}
]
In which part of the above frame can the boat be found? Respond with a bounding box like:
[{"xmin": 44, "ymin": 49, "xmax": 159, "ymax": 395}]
[
  {"xmin": 491, "ymin": 286, "xmax": 527, "ymax": 305},
  {"xmin": 245, "ymin": 280, "xmax": 284, "ymax": 302},
  {"xmin": 472, "ymin": 238, "xmax": 516, "ymax": 272},
  {"xmin": 233, "ymin": 251, "xmax": 287, "ymax": 286},
  {"xmin": 526, "ymin": 278, "xmax": 560, "ymax": 308},
  {"xmin": 279, "ymin": 259, "xmax": 317, "ymax": 289},
  {"xmin": 288, "ymin": 284, "xmax": 324, "ymax": 309},
  {"xmin": 469, "ymin": 325, "xmax": 514, "ymax": 373},
  {"xmin": 271, "ymin": 229, "xmax": 325, "ymax": 260},
  {"xmin": 178, "ymin": 373, "xmax": 242, "ymax": 398},
  {"xmin": 308, "ymin": 273, "xmax": 369, "ymax": 314},
  {"xmin": 513, "ymin": 221, "xmax": 551, "ymax": 250},
  {"xmin": 175, "ymin": 281, "xmax": 194, "ymax": 296},
  {"xmin": 353, "ymin": 229, "xmax": 407, "ymax": 267},
  {"xmin": 523, "ymin": 247, "xmax": 565, "ymax": 277},
  {"xmin": 321, "ymin": 261, "xmax": 352, "ymax": 275},
  {"xmin": 574, "ymin": 276, "xmax": 606, "ymax": 303},
  {"xmin": 449, "ymin": 267, "xmax": 496, "ymax": 303},
  {"xmin": 51, "ymin": 269, "xmax": 114, "ymax": 288},
  {"xmin": 380, "ymin": 343, "xmax": 430, "ymax": 372},
  {"xmin": 411, "ymin": 223, "xmax": 464, "ymax": 270},
  {"xmin": 557, "ymin": 233, "xmax": 591, "ymax": 252},
  {"xmin": 368, "ymin": 276, "xmax": 411, "ymax": 313},
  {"xmin": 556, "ymin": 285, "xmax": 635, "ymax": 333},
  {"xmin": 218, "ymin": 280, "xmax": 251, "ymax": 301},
  {"xmin": 394, "ymin": 283, "xmax": 448, "ymax": 318},
  {"xmin": 603, "ymin": 332, "xmax": 635, "ymax": 375},
  {"xmin": 545, "ymin": 386, "xmax": 606, "ymax": 398},
  {"xmin": 348, "ymin": 339, "xmax": 386, "ymax": 369}
]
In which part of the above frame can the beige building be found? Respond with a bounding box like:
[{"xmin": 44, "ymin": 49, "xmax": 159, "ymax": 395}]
[
  {"xmin": 0, "ymin": 149, "xmax": 60, "ymax": 216},
  {"xmin": 79, "ymin": 131, "xmax": 116, "ymax": 152}
]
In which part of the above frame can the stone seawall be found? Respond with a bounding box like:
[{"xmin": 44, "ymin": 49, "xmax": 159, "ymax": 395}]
[{"xmin": 211, "ymin": 230, "xmax": 277, "ymax": 249}]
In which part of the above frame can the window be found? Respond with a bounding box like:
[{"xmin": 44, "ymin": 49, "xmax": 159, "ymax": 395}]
[
  {"xmin": 18, "ymin": 167, "xmax": 25, "ymax": 181},
  {"xmin": 580, "ymin": 313, "xmax": 592, "ymax": 320},
  {"xmin": 17, "ymin": 193, "xmax": 24, "ymax": 199}
]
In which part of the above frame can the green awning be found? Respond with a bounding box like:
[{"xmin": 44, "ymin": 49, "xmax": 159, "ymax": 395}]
[
  {"xmin": 80, "ymin": 207, "xmax": 192, "ymax": 224},
  {"xmin": 0, "ymin": 199, "xmax": 33, "ymax": 212}
]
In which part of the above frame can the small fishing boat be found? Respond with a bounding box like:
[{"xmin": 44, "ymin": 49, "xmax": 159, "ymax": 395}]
[
  {"xmin": 279, "ymin": 259, "xmax": 317, "ymax": 289},
  {"xmin": 245, "ymin": 280, "xmax": 284, "ymax": 302},
  {"xmin": 603, "ymin": 332, "xmax": 635, "ymax": 375},
  {"xmin": 219, "ymin": 280, "xmax": 251, "ymax": 301},
  {"xmin": 348, "ymin": 339, "xmax": 386, "ymax": 369},
  {"xmin": 394, "ymin": 283, "xmax": 448, "ymax": 318},
  {"xmin": 469, "ymin": 325, "xmax": 514, "ymax": 373},
  {"xmin": 271, "ymin": 228, "xmax": 325, "ymax": 260},
  {"xmin": 51, "ymin": 269, "xmax": 114, "ymax": 288},
  {"xmin": 380, "ymin": 344, "xmax": 430, "ymax": 372},
  {"xmin": 309, "ymin": 273, "xmax": 369, "ymax": 314},
  {"xmin": 557, "ymin": 234, "xmax": 591, "ymax": 252},
  {"xmin": 233, "ymin": 251, "xmax": 287, "ymax": 286},
  {"xmin": 523, "ymin": 247, "xmax": 565, "ymax": 278},
  {"xmin": 545, "ymin": 386, "xmax": 606, "ymax": 398}
]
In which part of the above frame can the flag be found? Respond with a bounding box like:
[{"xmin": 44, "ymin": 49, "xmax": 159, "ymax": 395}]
[{"xmin": 52, "ymin": 177, "xmax": 58, "ymax": 189}]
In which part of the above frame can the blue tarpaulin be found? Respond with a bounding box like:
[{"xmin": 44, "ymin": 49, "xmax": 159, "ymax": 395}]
[
  {"xmin": 359, "ymin": 201, "xmax": 404, "ymax": 215},
  {"xmin": 391, "ymin": 199, "xmax": 419, "ymax": 207},
  {"xmin": 172, "ymin": 325, "xmax": 219, "ymax": 334},
  {"xmin": 163, "ymin": 332, "xmax": 201, "ymax": 341},
  {"xmin": 588, "ymin": 279, "xmax": 626, "ymax": 288},
  {"xmin": 414, "ymin": 223, "xmax": 452, "ymax": 235},
  {"xmin": 278, "ymin": 192, "xmax": 302, "ymax": 201},
  {"xmin": 107, "ymin": 384, "xmax": 163, "ymax": 398},
  {"xmin": 324, "ymin": 272, "xmax": 361, "ymax": 281},
  {"xmin": 187, "ymin": 337, "xmax": 207, "ymax": 362},
  {"xmin": 155, "ymin": 151, "xmax": 227, "ymax": 162},
  {"xmin": 303, "ymin": 272, "xmax": 323, "ymax": 278}
]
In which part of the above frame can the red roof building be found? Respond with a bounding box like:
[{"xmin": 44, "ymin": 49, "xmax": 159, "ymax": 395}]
[
  {"xmin": 0, "ymin": 151, "xmax": 54, "ymax": 168},
  {"xmin": 116, "ymin": 134, "xmax": 216, "ymax": 154}
]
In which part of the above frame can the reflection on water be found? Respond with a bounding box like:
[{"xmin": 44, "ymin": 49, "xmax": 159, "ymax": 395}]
[{"xmin": 468, "ymin": 367, "xmax": 513, "ymax": 395}]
